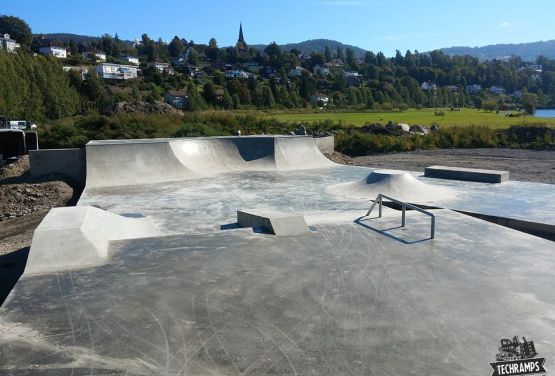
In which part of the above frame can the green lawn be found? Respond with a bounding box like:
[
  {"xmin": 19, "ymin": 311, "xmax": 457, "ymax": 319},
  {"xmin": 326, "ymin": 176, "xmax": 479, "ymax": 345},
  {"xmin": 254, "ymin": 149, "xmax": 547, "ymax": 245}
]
[{"xmin": 265, "ymin": 108, "xmax": 555, "ymax": 128}]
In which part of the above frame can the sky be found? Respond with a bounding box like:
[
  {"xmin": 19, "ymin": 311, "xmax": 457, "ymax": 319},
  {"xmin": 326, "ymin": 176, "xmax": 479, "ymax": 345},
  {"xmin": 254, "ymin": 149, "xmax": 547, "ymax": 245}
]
[{"xmin": 3, "ymin": 0, "xmax": 555, "ymax": 56}]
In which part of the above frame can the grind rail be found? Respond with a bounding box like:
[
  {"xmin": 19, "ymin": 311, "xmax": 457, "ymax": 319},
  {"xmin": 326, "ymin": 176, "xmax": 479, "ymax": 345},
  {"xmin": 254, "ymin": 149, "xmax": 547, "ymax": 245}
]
[{"xmin": 365, "ymin": 194, "xmax": 436, "ymax": 239}]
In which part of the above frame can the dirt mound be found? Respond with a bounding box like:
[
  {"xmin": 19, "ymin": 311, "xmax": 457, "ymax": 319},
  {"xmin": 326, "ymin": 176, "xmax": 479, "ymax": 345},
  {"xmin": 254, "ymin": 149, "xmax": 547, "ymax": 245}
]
[
  {"xmin": 0, "ymin": 182, "xmax": 73, "ymax": 221},
  {"xmin": 0, "ymin": 156, "xmax": 29, "ymax": 179},
  {"xmin": 1, "ymin": 156, "xmax": 78, "ymax": 255},
  {"xmin": 109, "ymin": 101, "xmax": 184, "ymax": 116},
  {"xmin": 325, "ymin": 151, "xmax": 353, "ymax": 165}
]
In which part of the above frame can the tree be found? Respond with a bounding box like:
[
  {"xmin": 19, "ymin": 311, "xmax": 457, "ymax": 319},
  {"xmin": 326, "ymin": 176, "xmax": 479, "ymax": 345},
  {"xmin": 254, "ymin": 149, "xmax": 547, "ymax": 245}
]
[
  {"xmin": 205, "ymin": 38, "xmax": 219, "ymax": 60},
  {"xmin": 168, "ymin": 36, "xmax": 185, "ymax": 58},
  {"xmin": 0, "ymin": 16, "xmax": 32, "ymax": 46},
  {"xmin": 481, "ymin": 99, "xmax": 498, "ymax": 112},
  {"xmin": 522, "ymin": 92, "xmax": 537, "ymax": 114},
  {"xmin": 188, "ymin": 48, "xmax": 200, "ymax": 65},
  {"xmin": 324, "ymin": 46, "xmax": 332, "ymax": 62}
]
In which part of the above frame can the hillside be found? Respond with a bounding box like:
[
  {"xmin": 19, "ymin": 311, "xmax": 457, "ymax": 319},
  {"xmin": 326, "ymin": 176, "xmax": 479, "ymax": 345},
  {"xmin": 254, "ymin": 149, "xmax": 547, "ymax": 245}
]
[
  {"xmin": 251, "ymin": 39, "xmax": 367, "ymax": 57},
  {"xmin": 38, "ymin": 33, "xmax": 134, "ymax": 46},
  {"xmin": 441, "ymin": 40, "xmax": 555, "ymax": 61}
]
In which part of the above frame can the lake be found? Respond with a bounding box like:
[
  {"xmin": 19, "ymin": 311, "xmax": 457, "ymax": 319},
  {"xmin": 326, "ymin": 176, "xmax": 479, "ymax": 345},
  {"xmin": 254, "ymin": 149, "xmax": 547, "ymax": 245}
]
[{"xmin": 533, "ymin": 109, "xmax": 555, "ymax": 118}]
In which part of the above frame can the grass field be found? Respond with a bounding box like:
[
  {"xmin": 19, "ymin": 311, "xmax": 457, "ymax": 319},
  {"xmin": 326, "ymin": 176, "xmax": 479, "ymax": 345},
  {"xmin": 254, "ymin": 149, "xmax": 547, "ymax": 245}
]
[{"xmin": 265, "ymin": 108, "xmax": 555, "ymax": 128}]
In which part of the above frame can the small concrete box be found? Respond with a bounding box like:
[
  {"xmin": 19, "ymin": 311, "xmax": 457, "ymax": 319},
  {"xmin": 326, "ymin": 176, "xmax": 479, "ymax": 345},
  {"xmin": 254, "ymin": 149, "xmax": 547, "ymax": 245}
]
[
  {"xmin": 237, "ymin": 209, "xmax": 309, "ymax": 236},
  {"xmin": 424, "ymin": 165, "xmax": 509, "ymax": 183}
]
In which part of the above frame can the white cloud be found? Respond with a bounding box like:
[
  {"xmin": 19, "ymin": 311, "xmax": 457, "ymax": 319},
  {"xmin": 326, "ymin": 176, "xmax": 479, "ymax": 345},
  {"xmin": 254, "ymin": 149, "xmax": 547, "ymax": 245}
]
[{"xmin": 499, "ymin": 21, "xmax": 512, "ymax": 28}]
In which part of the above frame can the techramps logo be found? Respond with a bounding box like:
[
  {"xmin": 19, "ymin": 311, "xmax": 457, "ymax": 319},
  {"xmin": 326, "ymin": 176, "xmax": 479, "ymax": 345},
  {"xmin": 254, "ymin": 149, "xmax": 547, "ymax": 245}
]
[{"xmin": 490, "ymin": 336, "xmax": 548, "ymax": 376}]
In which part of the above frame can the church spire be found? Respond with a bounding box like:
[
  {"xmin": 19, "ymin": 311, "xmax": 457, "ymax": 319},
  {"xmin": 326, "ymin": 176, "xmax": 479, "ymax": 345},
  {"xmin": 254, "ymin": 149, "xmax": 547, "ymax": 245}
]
[
  {"xmin": 236, "ymin": 22, "xmax": 247, "ymax": 51},
  {"xmin": 238, "ymin": 23, "xmax": 245, "ymax": 44}
]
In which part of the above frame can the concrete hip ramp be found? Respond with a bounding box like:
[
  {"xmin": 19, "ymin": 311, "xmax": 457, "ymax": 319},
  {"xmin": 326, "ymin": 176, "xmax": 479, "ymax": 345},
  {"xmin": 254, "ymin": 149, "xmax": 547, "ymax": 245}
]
[{"xmin": 85, "ymin": 136, "xmax": 335, "ymax": 188}]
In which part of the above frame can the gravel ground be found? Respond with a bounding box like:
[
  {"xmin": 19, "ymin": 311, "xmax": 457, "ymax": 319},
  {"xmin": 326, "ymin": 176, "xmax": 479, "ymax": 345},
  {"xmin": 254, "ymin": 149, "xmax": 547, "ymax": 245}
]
[
  {"xmin": 0, "ymin": 157, "xmax": 79, "ymax": 256},
  {"xmin": 353, "ymin": 148, "xmax": 555, "ymax": 184}
]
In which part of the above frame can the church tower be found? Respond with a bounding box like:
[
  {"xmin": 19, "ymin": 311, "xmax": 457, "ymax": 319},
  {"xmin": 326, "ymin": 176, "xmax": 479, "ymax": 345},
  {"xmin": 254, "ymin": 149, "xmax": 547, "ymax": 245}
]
[{"xmin": 236, "ymin": 23, "xmax": 247, "ymax": 52}]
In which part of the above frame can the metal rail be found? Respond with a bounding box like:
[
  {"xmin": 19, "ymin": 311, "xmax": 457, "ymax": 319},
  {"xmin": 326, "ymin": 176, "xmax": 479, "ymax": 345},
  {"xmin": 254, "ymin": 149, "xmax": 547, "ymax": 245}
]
[{"xmin": 365, "ymin": 194, "xmax": 436, "ymax": 239}]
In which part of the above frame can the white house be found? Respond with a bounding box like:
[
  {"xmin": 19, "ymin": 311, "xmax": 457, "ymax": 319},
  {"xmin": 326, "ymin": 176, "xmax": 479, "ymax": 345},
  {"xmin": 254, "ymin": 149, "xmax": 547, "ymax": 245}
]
[
  {"xmin": 310, "ymin": 93, "xmax": 329, "ymax": 107},
  {"xmin": 121, "ymin": 55, "xmax": 139, "ymax": 65},
  {"xmin": 148, "ymin": 61, "xmax": 174, "ymax": 74},
  {"xmin": 343, "ymin": 70, "xmax": 360, "ymax": 77},
  {"xmin": 489, "ymin": 85, "xmax": 506, "ymax": 95},
  {"xmin": 82, "ymin": 51, "xmax": 106, "ymax": 62},
  {"xmin": 96, "ymin": 63, "xmax": 138, "ymax": 80},
  {"xmin": 0, "ymin": 34, "xmax": 20, "ymax": 53},
  {"xmin": 224, "ymin": 69, "xmax": 248, "ymax": 78},
  {"xmin": 313, "ymin": 64, "xmax": 330, "ymax": 76},
  {"xmin": 421, "ymin": 81, "xmax": 438, "ymax": 91},
  {"xmin": 41, "ymin": 45, "xmax": 67, "ymax": 58}
]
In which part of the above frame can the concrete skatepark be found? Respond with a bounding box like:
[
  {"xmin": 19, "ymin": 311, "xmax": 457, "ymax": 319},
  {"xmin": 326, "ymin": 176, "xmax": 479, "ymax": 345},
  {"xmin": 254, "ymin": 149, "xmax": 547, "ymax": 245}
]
[{"xmin": 1, "ymin": 135, "xmax": 554, "ymax": 375}]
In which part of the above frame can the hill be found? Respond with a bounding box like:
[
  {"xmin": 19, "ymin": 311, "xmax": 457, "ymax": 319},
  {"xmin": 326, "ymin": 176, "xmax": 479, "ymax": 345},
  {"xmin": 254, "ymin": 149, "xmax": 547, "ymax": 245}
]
[
  {"xmin": 37, "ymin": 33, "xmax": 134, "ymax": 46},
  {"xmin": 441, "ymin": 40, "xmax": 555, "ymax": 61},
  {"xmin": 251, "ymin": 39, "xmax": 367, "ymax": 57}
]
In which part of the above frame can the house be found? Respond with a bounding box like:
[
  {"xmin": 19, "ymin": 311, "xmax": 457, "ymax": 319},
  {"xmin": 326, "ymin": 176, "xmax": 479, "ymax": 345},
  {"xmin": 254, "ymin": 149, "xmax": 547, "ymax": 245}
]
[
  {"xmin": 527, "ymin": 64, "xmax": 543, "ymax": 73},
  {"xmin": 171, "ymin": 56, "xmax": 188, "ymax": 69},
  {"xmin": 343, "ymin": 71, "xmax": 360, "ymax": 77},
  {"xmin": 288, "ymin": 66, "xmax": 309, "ymax": 77},
  {"xmin": 122, "ymin": 55, "xmax": 139, "ymax": 65},
  {"xmin": 0, "ymin": 34, "xmax": 20, "ymax": 53},
  {"xmin": 82, "ymin": 51, "xmax": 107, "ymax": 62},
  {"xmin": 148, "ymin": 61, "xmax": 174, "ymax": 74},
  {"xmin": 311, "ymin": 93, "xmax": 329, "ymax": 107},
  {"xmin": 512, "ymin": 90, "xmax": 523, "ymax": 99},
  {"xmin": 32, "ymin": 37, "xmax": 67, "ymax": 58},
  {"xmin": 313, "ymin": 65, "xmax": 330, "ymax": 76},
  {"xmin": 164, "ymin": 90, "xmax": 188, "ymax": 109},
  {"xmin": 465, "ymin": 84, "xmax": 482, "ymax": 94},
  {"xmin": 346, "ymin": 75, "xmax": 361, "ymax": 86},
  {"xmin": 489, "ymin": 85, "xmax": 506, "ymax": 95},
  {"xmin": 63, "ymin": 65, "xmax": 89, "ymax": 80},
  {"xmin": 224, "ymin": 69, "xmax": 248, "ymax": 78},
  {"xmin": 445, "ymin": 85, "xmax": 459, "ymax": 92},
  {"xmin": 96, "ymin": 63, "xmax": 138, "ymax": 80},
  {"xmin": 421, "ymin": 81, "xmax": 438, "ymax": 91}
]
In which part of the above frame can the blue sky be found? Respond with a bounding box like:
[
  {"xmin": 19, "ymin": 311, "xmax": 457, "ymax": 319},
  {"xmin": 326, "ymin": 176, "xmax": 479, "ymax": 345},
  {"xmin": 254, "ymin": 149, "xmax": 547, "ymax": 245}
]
[{"xmin": 3, "ymin": 0, "xmax": 555, "ymax": 55}]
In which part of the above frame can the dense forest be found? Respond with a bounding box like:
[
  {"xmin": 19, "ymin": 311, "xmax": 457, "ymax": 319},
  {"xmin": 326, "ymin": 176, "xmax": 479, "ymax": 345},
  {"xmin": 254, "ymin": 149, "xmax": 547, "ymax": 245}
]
[{"xmin": 1, "ymin": 15, "xmax": 555, "ymax": 122}]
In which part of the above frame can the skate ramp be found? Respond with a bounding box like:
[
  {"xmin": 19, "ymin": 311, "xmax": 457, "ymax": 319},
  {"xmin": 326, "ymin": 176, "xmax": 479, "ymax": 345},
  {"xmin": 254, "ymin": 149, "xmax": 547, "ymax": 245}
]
[
  {"xmin": 24, "ymin": 206, "xmax": 158, "ymax": 275},
  {"xmin": 326, "ymin": 169, "xmax": 455, "ymax": 203},
  {"xmin": 85, "ymin": 136, "xmax": 335, "ymax": 189}
]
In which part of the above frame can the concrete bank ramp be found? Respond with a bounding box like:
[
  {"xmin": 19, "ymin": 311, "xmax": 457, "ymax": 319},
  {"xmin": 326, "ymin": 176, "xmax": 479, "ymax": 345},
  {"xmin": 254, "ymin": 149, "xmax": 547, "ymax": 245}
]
[
  {"xmin": 326, "ymin": 169, "xmax": 455, "ymax": 203},
  {"xmin": 237, "ymin": 209, "xmax": 310, "ymax": 235},
  {"xmin": 24, "ymin": 206, "xmax": 158, "ymax": 276},
  {"xmin": 85, "ymin": 136, "xmax": 335, "ymax": 188}
]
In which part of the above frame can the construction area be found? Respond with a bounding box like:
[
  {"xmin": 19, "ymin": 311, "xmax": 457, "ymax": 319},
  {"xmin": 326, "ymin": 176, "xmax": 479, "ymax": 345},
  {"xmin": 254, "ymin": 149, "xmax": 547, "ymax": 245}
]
[{"xmin": 0, "ymin": 135, "xmax": 554, "ymax": 375}]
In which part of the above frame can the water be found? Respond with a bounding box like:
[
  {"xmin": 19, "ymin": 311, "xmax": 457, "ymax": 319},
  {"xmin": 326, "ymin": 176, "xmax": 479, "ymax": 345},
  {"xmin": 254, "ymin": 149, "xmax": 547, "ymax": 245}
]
[{"xmin": 533, "ymin": 109, "xmax": 555, "ymax": 118}]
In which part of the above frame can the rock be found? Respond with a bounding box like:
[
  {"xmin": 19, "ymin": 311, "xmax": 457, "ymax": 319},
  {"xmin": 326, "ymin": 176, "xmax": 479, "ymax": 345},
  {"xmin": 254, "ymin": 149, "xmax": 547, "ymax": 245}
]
[
  {"xmin": 398, "ymin": 123, "xmax": 411, "ymax": 132},
  {"xmin": 431, "ymin": 125, "xmax": 440, "ymax": 132},
  {"xmin": 107, "ymin": 101, "xmax": 184, "ymax": 116},
  {"xmin": 410, "ymin": 125, "xmax": 430, "ymax": 134}
]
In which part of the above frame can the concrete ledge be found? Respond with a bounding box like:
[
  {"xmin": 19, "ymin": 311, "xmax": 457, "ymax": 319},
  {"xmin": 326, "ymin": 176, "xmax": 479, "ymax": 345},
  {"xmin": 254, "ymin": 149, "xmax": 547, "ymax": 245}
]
[
  {"xmin": 25, "ymin": 206, "xmax": 158, "ymax": 275},
  {"xmin": 237, "ymin": 209, "xmax": 310, "ymax": 236},
  {"xmin": 424, "ymin": 165, "xmax": 509, "ymax": 183}
]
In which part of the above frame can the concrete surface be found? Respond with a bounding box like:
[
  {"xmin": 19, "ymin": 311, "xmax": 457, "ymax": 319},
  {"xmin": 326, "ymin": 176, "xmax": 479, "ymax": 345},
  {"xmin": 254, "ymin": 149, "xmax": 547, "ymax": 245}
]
[
  {"xmin": 425, "ymin": 165, "xmax": 509, "ymax": 183},
  {"xmin": 85, "ymin": 136, "xmax": 335, "ymax": 188},
  {"xmin": 326, "ymin": 169, "xmax": 455, "ymax": 203},
  {"xmin": 29, "ymin": 148, "xmax": 86, "ymax": 184},
  {"xmin": 25, "ymin": 206, "xmax": 158, "ymax": 275},
  {"xmin": 237, "ymin": 209, "xmax": 309, "ymax": 235},
  {"xmin": 1, "ymin": 210, "xmax": 554, "ymax": 375},
  {"xmin": 2, "ymin": 136, "xmax": 555, "ymax": 375}
]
